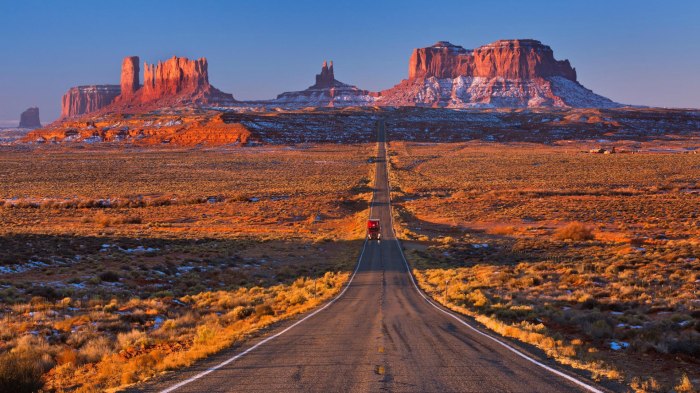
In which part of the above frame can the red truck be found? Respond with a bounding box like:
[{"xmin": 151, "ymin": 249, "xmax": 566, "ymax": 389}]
[{"xmin": 367, "ymin": 219, "xmax": 381, "ymax": 240}]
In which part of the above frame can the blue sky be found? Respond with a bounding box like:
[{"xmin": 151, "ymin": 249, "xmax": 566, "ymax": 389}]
[{"xmin": 1, "ymin": 0, "xmax": 699, "ymax": 123}]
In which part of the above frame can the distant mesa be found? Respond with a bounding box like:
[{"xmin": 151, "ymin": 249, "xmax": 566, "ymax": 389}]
[
  {"xmin": 60, "ymin": 55, "xmax": 235, "ymax": 118},
  {"xmin": 376, "ymin": 39, "xmax": 619, "ymax": 108},
  {"xmin": 62, "ymin": 85, "xmax": 120, "ymax": 118},
  {"xmin": 19, "ymin": 107, "xmax": 41, "ymax": 128},
  {"xmin": 55, "ymin": 39, "xmax": 620, "ymax": 120},
  {"xmin": 273, "ymin": 61, "xmax": 373, "ymax": 107}
]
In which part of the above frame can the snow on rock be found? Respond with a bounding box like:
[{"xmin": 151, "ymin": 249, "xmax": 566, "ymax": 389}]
[{"xmin": 610, "ymin": 341, "xmax": 630, "ymax": 351}]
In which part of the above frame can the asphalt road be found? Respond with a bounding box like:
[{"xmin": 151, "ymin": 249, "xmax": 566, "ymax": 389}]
[{"xmin": 133, "ymin": 122, "xmax": 602, "ymax": 393}]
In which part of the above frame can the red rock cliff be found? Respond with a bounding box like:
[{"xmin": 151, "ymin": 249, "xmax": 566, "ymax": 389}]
[
  {"xmin": 408, "ymin": 39, "xmax": 576, "ymax": 81},
  {"xmin": 61, "ymin": 85, "xmax": 120, "ymax": 118},
  {"xmin": 120, "ymin": 56, "xmax": 140, "ymax": 99},
  {"xmin": 141, "ymin": 56, "xmax": 210, "ymax": 101}
]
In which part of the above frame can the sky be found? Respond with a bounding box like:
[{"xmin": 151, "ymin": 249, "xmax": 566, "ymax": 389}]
[{"xmin": 1, "ymin": 0, "xmax": 699, "ymax": 124}]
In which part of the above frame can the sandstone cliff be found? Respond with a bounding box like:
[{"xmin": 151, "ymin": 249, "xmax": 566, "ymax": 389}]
[
  {"xmin": 61, "ymin": 85, "xmax": 120, "ymax": 118},
  {"xmin": 119, "ymin": 56, "xmax": 140, "ymax": 99},
  {"xmin": 138, "ymin": 56, "xmax": 233, "ymax": 105}
]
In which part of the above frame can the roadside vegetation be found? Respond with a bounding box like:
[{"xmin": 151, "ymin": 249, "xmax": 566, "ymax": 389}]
[
  {"xmin": 0, "ymin": 144, "xmax": 373, "ymax": 392},
  {"xmin": 388, "ymin": 141, "xmax": 700, "ymax": 392}
]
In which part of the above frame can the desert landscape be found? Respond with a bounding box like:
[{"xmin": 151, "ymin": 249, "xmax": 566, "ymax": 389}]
[
  {"xmin": 1, "ymin": 2, "xmax": 699, "ymax": 392},
  {"xmin": 0, "ymin": 143, "xmax": 373, "ymax": 391}
]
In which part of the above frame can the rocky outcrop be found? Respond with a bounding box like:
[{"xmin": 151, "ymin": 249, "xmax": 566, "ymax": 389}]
[
  {"xmin": 59, "ymin": 55, "xmax": 234, "ymax": 118},
  {"xmin": 19, "ymin": 107, "xmax": 41, "ymax": 128},
  {"xmin": 120, "ymin": 56, "xmax": 140, "ymax": 99},
  {"xmin": 23, "ymin": 112, "xmax": 252, "ymax": 146},
  {"xmin": 61, "ymin": 85, "xmax": 120, "ymax": 118},
  {"xmin": 139, "ymin": 56, "xmax": 233, "ymax": 104},
  {"xmin": 313, "ymin": 61, "xmax": 335, "ymax": 89},
  {"xmin": 142, "ymin": 56, "xmax": 208, "ymax": 100},
  {"xmin": 379, "ymin": 39, "xmax": 619, "ymax": 108},
  {"xmin": 273, "ymin": 61, "xmax": 374, "ymax": 107}
]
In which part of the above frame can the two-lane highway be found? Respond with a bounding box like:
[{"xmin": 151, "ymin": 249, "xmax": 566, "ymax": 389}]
[{"xmin": 135, "ymin": 122, "xmax": 602, "ymax": 393}]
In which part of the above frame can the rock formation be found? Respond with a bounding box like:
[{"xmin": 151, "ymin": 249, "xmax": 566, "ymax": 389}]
[
  {"xmin": 19, "ymin": 107, "xmax": 41, "ymax": 128},
  {"xmin": 142, "ymin": 56, "xmax": 208, "ymax": 100},
  {"xmin": 59, "ymin": 55, "xmax": 235, "ymax": 118},
  {"xmin": 314, "ymin": 61, "xmax": 335, "ymax": 89},
  {"xmin": 378, "ymin": 39, "xmax": 619, "ymax": 108},
  {"xmin": 61, "ymin": 85, "xmax": 121, "ymax": 118},
  {"xmin": 273, "ymin": 61, "xmax": 373, "ymax": 107},
  {"xmin": 139, "ymin": 56, "xmax": 233, "ymax": 104},
  {"xmin": 408, "ymin": 40, "xmax": 577, "ymax": 81},
  {"xmin": 120, "ymin": 56, "xmax": 140, "ymax": 99}
]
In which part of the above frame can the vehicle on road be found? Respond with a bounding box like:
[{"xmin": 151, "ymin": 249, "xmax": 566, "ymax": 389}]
[{"xmin": 367, "ymin": 219, "xmax": 381, "ymax": 240}]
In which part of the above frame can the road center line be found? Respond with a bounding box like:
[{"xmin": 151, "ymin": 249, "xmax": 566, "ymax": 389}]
[{"xmin": 158, "ymin": 132, "xmax": 383, "ymax": 393}]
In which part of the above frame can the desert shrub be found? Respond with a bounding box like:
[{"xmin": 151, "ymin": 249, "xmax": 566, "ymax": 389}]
[
  {"xmin": 119, "ymin": 309, "xmax": 147, "ymax": 324},
  {"xmin": 490, "ymin": 225, "xmax": 517, "ymax": 235},
  {"xmin": 77, "ymin": 199, "xmax": 99, "ymax": 209},
  {"xmin": 584, "ymin": 319, "xmax": 614, "ymax": 339},
  {"xmin": 39, "ymin": 200, "xmax": 57, "ymax": 209},
  {"xmin": 0, "ymin": 350, "xmax": 47, "ymax": 393},
  {"xmin": 194, "ymin": 325, "xmax": 218, "ymax": 346},
  {"xmin": 117, "ymin": 216, "xmax": 142, "ymax": 224},
  {"xmin": 674, "ymin": 374, "xmax": 695, "ymax": 393},
  {"xmin": 288, "ymin": 292, "xmax": 307, "ymax": 306},
  {"xmin": 182, "ymin": 196, "xmax": 207, "ymax": 205},
  {"xmin": 98, "ymin": 271, "xmax": 120, "ymax": 282},
  {"xmin": 78, "ymin": 337, "xmax": 112, "ymax": 364},
  {"xmin": 255, "ymin": 304, "xmax": 274, "ymax": 317},
  {"xmin": 233, "ymin": 306, "xmax": 254, "ymax": 320},
  {"xmin": 630, "ymin": 376, "xmax": 662, "ymax": 392},
  {"xmin": 12, "ymin": 201, "xmax": 40, "ymax": 209},
  {"xmin": 465, "ymin": 290, "xmax": 490, "ymax": 308},
  {"xmin": 172, "ymin": 312, "xmax": 198, "ymax": 329},
  {"xmin": 117, "ymin": 330, "xmax": 150, "ymax": 350},
  {"xmin": 27, "ymin": 286, "xmax": 62, "ymax": 301},
  {"xmin": 554, "ymin": 222, "xmax": 595, "ymax": 241},
  {"xmin": 228, "ymin": 193, "xmax": 249, "ymax": 202},
  {"xmin": 56, "ymin": 348, "xmax": 78, "ymax": 365},
  {"xmin": 93, "ymin": 211, "xmax": 113, "ymax": 227},
  {"xmin": 147, "ymin": 197, "xmax": 172, "ymax": 207}
]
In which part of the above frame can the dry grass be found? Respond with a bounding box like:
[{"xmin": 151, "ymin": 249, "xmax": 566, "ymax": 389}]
[
  {"xmin": 553, "ymin": 222, "xmax": 595, "ymax": 241},
  {"xmin": 42, "ymin": 272, "xmax": 349, "ymax": 391},
  {"xmin": 0, "ymin": 143, "xmax": 373, "ymax": 392},
  {"xmin": 389, "ymin": 141, "xmax": 700, "ymax": 391}
]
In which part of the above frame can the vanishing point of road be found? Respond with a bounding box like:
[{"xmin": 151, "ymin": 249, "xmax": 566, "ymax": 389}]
[{"xmin": 132, "ymin": 122, "xmax": 605, "ymax": 393}]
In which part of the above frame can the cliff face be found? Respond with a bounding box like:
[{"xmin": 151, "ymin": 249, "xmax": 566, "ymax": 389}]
[
  {"xmin": 408, "ymin": 40, "xmax": 577, "ymax": 81},
  {"xmin": 61, "ymin": 85, "xmax": 121, "ymax": 118},
  {"xmin": 141, "ymin": 56, "xmax": 210, "ymax": 101},
  {"xmin": 120, "ymin": 56, "xmax": 140, "ymax": 99},
  {"xmin": 379, "ymin": 39, "xmax": 618, "ymax": 108},
  {"xmin": 19, "ymin": 107, "xmax": 41, "ymax": 128}
]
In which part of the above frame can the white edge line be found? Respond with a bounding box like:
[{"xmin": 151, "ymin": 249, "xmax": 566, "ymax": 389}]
[
  {"xmin": 383, "ymin": 129, "xmax": 605, "ymax": 393},
  {"xmin": 158, "ymin": 131, "xmax": 382, "ymax": 393}
]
